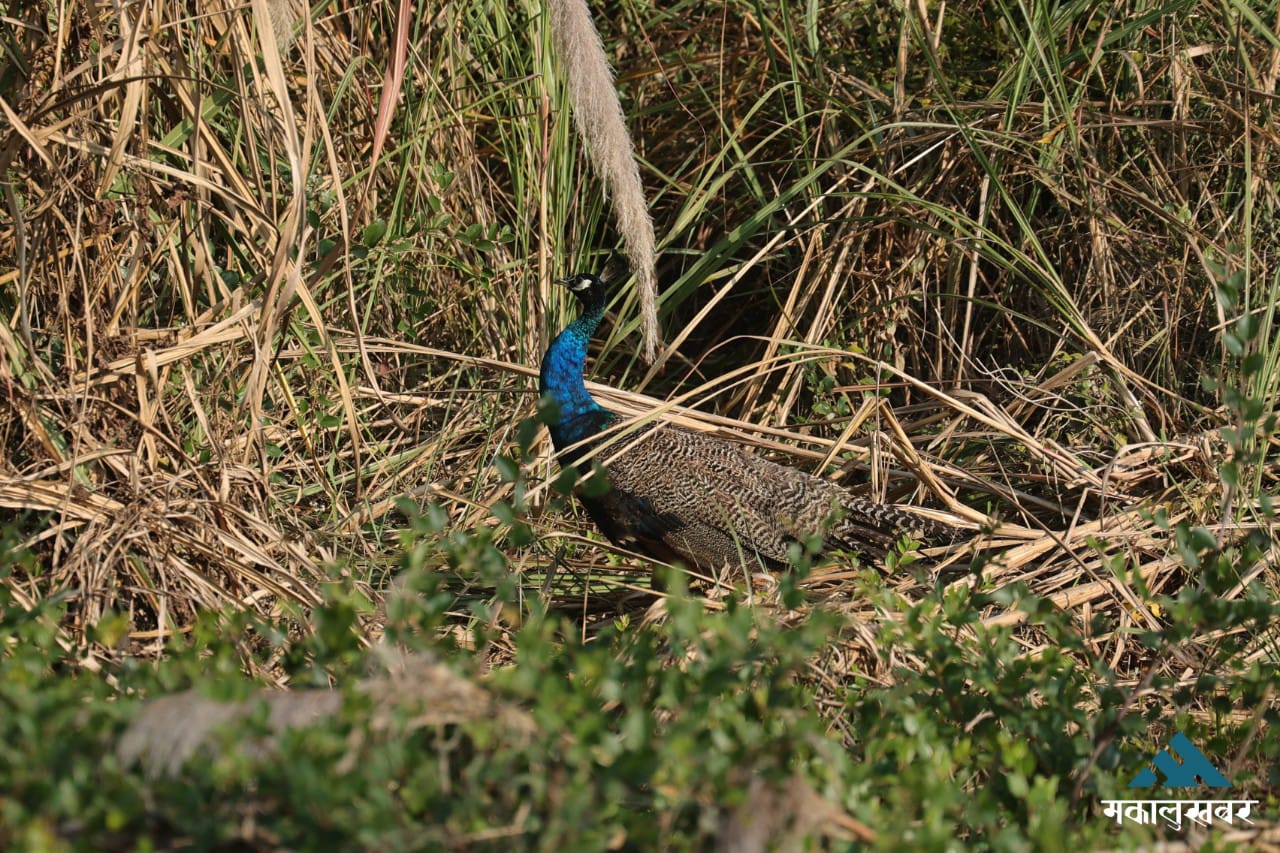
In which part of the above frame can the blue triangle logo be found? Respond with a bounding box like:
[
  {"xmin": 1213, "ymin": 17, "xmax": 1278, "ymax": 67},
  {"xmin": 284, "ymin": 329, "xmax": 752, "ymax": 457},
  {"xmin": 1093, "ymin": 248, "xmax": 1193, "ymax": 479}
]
[{"xmin": 1128, "ymin": 732, "xmax": 1232, "ymax": 788}]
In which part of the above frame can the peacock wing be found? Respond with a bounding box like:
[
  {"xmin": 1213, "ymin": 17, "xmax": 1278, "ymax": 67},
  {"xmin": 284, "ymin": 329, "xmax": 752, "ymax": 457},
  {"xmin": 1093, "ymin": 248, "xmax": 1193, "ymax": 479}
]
[
  {"xmin": 601, "ymin": 424, "xmax": 950, "ymax": 566},
  {"xmin": 594, "ymin": 425, "xmax": 834, "ymax": 568}
]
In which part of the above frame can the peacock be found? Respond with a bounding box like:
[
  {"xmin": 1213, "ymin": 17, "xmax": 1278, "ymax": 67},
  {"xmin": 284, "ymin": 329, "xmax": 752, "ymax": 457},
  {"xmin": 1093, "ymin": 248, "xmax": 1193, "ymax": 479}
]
[{"xmin": 538, "ymin": 272, "xmax": 956, "ymax": 574}]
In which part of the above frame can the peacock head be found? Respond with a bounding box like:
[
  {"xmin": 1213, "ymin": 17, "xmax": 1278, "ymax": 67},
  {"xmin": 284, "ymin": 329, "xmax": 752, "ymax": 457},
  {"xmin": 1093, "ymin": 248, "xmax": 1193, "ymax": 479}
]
[{"xmin": 557, "ymin": 272, "xmax": 606, "ymax": 309}]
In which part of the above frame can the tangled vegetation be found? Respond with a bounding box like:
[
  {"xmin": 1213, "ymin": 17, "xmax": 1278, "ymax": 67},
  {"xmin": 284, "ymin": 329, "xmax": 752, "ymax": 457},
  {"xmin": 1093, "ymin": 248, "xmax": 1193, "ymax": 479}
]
[{"xmin": 1, "ymin": 0, "xmax": 1277, "ymax": 848}]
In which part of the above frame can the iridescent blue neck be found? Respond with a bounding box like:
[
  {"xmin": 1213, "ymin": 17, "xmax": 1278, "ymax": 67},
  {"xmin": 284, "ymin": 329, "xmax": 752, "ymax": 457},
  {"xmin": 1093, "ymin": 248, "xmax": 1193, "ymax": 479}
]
[{"xmin": 539, "ymin": 296, "xmax": 611, "ymax": 450}]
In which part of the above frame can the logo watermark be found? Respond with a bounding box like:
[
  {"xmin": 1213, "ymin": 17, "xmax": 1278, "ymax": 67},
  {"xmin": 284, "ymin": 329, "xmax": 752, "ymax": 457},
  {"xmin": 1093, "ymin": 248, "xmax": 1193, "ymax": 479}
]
[{"xmin": 1101, "ymin": 732, "xmax": 1257, "ymax": 831}]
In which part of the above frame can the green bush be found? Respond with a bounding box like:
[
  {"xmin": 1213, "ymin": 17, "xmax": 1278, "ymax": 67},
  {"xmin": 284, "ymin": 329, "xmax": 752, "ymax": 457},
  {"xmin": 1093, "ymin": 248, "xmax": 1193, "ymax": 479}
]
[{"xmin": 3, "ymin": 507, "xmax": 1275, "ymax": 850}]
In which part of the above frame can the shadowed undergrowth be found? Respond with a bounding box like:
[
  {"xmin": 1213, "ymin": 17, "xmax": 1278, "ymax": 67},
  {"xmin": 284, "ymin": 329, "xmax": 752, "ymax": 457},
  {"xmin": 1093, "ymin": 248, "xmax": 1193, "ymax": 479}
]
[{"xmin": 1, "ymin": 0, "xmax": 1278, "ymax": 848}]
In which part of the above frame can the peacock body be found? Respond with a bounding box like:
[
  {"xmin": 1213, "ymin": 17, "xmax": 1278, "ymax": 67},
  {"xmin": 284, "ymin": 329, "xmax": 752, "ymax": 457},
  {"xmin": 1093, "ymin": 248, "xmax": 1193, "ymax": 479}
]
[{"xmin": 538, "ymin": 273, "xmax": 954, "ymax": 573}]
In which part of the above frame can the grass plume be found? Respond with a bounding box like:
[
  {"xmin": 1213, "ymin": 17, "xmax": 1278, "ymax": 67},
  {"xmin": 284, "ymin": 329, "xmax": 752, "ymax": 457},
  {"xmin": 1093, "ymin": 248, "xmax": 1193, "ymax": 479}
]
[
  {"xmin": 0, "ymin": 0, "xmax": 1276, "ymax": 846},
  {"xmin": 548, "ymin": 0, "xmax": 660, "ymax": 360}
]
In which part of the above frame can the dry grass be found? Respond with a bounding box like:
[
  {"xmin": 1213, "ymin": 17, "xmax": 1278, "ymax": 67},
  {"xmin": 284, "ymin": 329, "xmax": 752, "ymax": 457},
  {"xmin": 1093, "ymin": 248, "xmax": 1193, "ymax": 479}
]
[
  {"xmin": 549, "ymin": 0, "xmax": 660, "ymax": 360},
  {"xmin": 1, "ymin": 0, "xmax": 1278, "ymax": 836},
  {"xmin": 117, "ymin": 646, "xmax": 536, "ymax": 778}
]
